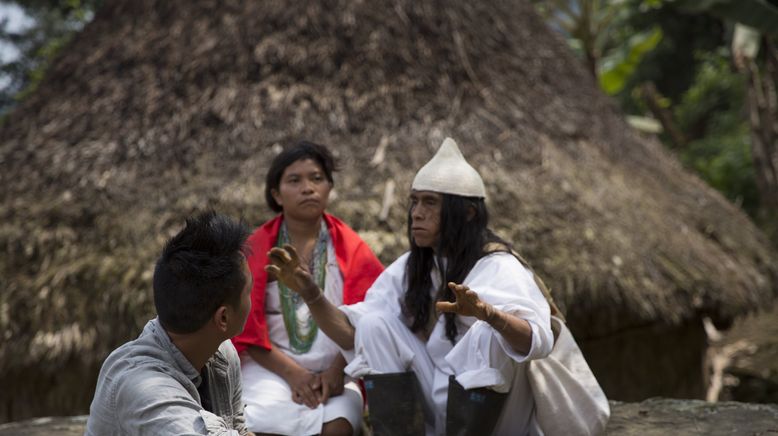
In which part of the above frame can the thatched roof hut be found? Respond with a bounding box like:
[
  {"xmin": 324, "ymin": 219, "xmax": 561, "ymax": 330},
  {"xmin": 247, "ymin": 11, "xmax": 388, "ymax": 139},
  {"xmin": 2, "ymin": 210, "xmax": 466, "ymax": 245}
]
[{"xmin": 1, "ymin": 0, "xmax": 776, "ymax": 422}]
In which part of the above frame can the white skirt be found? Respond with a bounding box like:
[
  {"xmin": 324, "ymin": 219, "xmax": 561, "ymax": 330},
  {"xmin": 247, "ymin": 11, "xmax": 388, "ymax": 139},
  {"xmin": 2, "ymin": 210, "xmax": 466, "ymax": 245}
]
[{"xmin": 241, "ymin": 354, "xmax": 363, "ymax": 435}]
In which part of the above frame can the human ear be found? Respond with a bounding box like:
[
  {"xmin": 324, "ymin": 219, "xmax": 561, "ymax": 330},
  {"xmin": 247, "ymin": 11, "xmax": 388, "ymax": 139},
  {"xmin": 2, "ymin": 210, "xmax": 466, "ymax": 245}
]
[
  {"xmin": 271, "ymin": 189, "xmax": 283, "ymax": 207},
  {"xmin": 213, "ymin": 306, "xmax": 229, "ymax": 333}
]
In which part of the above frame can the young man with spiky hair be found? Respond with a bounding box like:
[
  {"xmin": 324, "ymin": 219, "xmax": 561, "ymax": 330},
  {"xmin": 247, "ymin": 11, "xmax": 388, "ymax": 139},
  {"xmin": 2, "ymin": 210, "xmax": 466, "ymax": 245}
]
[
  {"xmin": 267, "ymin": 138, "xmax": 554, "ymax": 435},
  {"xmin": 86, "ymin": 211, "xmax": 255, "ymax": 436}
]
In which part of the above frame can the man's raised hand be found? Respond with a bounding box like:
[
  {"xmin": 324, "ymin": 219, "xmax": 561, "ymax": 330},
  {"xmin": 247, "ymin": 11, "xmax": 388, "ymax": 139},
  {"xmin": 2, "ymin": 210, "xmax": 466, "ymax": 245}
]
[
  {"xmin": 265, "ymin": 244, "xmax": 320, "ymax": 301},
  {"xmin": 436, "ymin": 282, "xmax": 497, "ymax": 322}
]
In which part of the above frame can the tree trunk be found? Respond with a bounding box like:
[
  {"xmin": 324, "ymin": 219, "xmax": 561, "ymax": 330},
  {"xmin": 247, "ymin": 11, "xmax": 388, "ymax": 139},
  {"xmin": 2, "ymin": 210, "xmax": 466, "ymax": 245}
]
[
  {"xmin": 638, "ymin": 82, "xmax": 688, "ymax": 149},
  {"xmin": 741, "ymin": 38, "xmax": 778, "ymax": 214}
]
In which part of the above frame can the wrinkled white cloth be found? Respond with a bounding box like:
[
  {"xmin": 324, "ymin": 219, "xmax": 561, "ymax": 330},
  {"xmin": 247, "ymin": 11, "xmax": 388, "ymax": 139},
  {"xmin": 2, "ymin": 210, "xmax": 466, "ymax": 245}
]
[
  {"xmin": 528, "ymin": 316, "xmax": 610, "ymax": 436},
  {"xmin": 241, "ymin": 356, "xmax": 363, "ymax": 435},
  {"xmin": 340, "ymin": 251, "xmax": 553, "ymax": 435}
]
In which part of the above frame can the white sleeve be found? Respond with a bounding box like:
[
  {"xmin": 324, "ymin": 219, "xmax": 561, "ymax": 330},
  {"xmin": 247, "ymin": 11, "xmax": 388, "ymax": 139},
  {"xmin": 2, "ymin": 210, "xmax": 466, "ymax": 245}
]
[
  {"xmin": 339, "ymin": 252, "xmax": 410, "ymax": 328},
  {"xmin": 464, "ymin": 253, "xmax": 553, "ymax": 362}
]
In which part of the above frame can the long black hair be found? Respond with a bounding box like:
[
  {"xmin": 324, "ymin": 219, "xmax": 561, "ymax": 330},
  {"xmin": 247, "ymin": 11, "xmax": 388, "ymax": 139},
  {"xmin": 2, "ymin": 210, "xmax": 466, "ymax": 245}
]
[{"xmin": 403, "ymin": 194, "xmax": 511, "ymax": 344}]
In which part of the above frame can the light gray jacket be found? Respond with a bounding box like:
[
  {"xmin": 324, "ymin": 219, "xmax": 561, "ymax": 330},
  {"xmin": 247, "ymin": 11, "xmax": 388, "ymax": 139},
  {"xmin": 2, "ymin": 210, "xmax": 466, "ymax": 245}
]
[{"xmin": 85, "ymin": 318, "xmax": 249, "ymax": 435}]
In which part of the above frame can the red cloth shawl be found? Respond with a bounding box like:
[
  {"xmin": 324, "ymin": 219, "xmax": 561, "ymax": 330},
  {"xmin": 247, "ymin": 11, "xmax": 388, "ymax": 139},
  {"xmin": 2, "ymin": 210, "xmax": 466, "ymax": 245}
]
[{"xmin": 232, "ymin": 214, "xmax": 384, "ymax": 353}]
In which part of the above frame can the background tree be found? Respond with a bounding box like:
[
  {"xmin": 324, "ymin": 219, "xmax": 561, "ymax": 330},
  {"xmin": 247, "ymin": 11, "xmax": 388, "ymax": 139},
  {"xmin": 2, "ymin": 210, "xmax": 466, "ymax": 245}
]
[
  {"xmin": 673, "ymin": 0, "xmax": 778, "ymax": 236},
  {"xmin": 534, "ymin": 0, "xmax": 778, "ymax": 241},
  {"xmin": 0, "ymin": 0, "xmax": 100, "ymax": 115}
]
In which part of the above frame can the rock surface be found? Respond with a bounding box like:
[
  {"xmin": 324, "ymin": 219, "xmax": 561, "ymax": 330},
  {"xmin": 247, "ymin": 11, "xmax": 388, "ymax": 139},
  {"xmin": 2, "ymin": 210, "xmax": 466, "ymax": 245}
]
[
  {"xmin": 0, "ymin": 416, "xmax": 87, "ymax": 436},
  {"xmin": 606, "ymin": 399, "xmax": 778, "ymax": 435},
  {"xmin": 1, "ymin": 399, "xmax": 776, "ymax": 435}
]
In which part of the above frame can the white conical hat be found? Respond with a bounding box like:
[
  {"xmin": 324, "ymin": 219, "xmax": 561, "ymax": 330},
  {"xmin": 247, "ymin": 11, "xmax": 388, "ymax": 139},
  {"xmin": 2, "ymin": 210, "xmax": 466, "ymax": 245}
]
[{"xmin": 411, "ymin": 137, "xmax": 486, "ymax": 198}]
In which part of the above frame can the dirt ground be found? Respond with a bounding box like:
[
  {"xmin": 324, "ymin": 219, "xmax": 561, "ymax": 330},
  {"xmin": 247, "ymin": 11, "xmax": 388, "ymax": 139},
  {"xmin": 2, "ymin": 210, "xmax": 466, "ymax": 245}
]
[{"xmin": 4, "ymin": 400, "xmax": 778, "ymax": 436}]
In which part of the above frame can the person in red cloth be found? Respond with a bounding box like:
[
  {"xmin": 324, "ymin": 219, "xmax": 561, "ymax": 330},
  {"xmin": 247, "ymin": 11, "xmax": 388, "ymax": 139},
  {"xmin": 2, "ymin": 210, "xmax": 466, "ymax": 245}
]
[{"xmin": 232, "ymin": 141, "xmax": 383, "ymax": 436}]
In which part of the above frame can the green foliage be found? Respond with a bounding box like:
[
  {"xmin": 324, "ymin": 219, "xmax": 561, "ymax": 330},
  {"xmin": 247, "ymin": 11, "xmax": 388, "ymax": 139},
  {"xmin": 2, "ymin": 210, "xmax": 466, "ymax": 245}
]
[
  {"xmin": 617, "ymin": 5, "xmax": 725, "ymax": 109},
  {"xmin": 534, "ymin": 2, "xmax": 761, "ymax": 215},
  {"xmin": 0, "ymin": 0, "xmax": 101, "ymax": 113},
  {"xmin": 599, "ymin": 27, "xmax": 663, "ymax": 95},
  {"xmin": 673, "ymin": 51, "xmax": 742, "ymax": 129},
  {"xmin": 674, "ymin": 51, "xmax": 760, "ymax": 213},
  {"xmin": 532, "ymin": 0, "xmax": 640, "ymax": 74},
  {"xmin": 13, "ymin": 31, "xmax": 72, "ymax": 100},
  {"xmin": 682, "ymin": 128, "xmax": 759, "ymax": 213},
  {"xmin": 682, "ymin": 127, "xmax": 759, "ymax": 212}
]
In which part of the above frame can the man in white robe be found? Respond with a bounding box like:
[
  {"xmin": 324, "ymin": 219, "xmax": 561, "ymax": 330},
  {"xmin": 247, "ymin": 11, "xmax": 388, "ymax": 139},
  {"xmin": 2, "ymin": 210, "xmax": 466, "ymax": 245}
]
[{"xmin": 265, "ymin": 138, "xmax": 554, "ymax": 435}]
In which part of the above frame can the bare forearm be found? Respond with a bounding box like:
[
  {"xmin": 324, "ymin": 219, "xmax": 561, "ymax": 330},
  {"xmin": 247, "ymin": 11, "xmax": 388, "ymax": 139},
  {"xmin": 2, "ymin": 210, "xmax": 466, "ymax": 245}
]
[
  {"xmin": 247, "ymin": 346, "xmax": 305, "ymax": 382},
  {"xmin": 328, "ymin": 350, "xmax": 347, "ymax": 372},
  {"xmin": 263, "ymin": 245, "xmax": 356, "ymax": 350},
  {"xmin": 484, "ymin": 307, "xmax": 533, "ymax": 355},
  {"xmin": 436, "ymin": 282, "xmax": 535, "ymax": 355},
  {"xmin": 305, "ymin": 292, "xmax": 356, "ymax": 350}
]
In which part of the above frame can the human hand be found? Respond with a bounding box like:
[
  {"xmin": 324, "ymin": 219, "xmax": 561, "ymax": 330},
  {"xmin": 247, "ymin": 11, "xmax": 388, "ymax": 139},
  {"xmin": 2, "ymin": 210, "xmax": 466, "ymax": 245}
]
[
  {"xmin": 264, "ymin": 244, "xmax": 320, "ymax": 301},
  {"xmin": 435, "ymin": 282, "xmax": 496, "ymax": 322},
  {"xmin": 318, "ymin": 361, "xmax": 345, "ymax": 404},
  {"xmin": 287, "ymin": 367, "xmax": 322, "ymax": 409}
]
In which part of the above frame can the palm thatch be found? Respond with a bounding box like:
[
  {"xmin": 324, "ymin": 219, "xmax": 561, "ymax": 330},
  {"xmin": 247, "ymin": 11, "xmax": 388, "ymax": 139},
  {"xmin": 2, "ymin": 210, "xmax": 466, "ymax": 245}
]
[{"xmin": 0, "ymin": 0, "xmax": 776, "ymax": 420}]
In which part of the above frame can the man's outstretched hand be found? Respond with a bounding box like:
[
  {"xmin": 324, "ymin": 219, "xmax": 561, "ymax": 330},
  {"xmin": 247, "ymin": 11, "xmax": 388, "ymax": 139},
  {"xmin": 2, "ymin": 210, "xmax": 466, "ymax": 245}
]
[
  {"xmin": 436, "ymin": 282, "xmax": 497, "ymax": 322},
  {"xmin": 265, "ymin": 244, "xmax": 319, "ymax": 301},
  {"xmin": 437, "ymin": 282, "xmax": 533, "ymax": 354}
]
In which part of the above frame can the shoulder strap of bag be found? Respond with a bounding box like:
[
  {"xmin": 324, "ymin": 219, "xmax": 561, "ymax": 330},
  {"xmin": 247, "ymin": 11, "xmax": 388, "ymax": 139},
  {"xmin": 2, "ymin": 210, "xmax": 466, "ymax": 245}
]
[{"xmin": 484, "ymin": 242, "xmax": 565, "ymax": 322}]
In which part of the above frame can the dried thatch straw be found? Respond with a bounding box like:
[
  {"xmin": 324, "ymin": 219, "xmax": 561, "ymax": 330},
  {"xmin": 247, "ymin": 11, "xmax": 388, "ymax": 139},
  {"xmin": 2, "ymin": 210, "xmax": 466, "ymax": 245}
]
[{"xmin": 0, "ymin": 0, "xmax": 776, "ymax": 420}]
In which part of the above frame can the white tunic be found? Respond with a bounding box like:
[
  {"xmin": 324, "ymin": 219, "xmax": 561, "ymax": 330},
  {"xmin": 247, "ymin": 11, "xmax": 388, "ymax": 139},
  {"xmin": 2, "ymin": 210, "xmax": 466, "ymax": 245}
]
[
  {"xmin": 340, "ymin": 251, "xmax": 553, "ymax": 435},
  {"xmin": 242, "ymin": 242, "xmax": 363, "ymax": 435}
]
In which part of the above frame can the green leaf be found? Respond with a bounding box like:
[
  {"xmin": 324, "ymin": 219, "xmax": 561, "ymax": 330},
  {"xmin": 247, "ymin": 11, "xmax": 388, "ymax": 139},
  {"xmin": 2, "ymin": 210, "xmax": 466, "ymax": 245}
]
[{"xmin": 599, "ymin": 27, "xmax": 663, "ymax": 95}]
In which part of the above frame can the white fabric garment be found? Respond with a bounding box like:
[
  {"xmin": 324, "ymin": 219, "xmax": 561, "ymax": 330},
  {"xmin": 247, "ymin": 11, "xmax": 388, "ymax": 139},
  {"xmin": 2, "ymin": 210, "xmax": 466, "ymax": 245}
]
[
  {"xmin": 242, "ymin": 241, "xmax": 364, "ymax": 435},
  {"xmin": 340, "ymin": 251, "xmax": 553, "ymax": 436}
]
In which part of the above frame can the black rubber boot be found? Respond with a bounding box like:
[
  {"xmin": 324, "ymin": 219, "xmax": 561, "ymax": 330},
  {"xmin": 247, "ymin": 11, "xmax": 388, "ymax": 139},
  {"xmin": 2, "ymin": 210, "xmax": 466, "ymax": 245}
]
[
  {"xmin": 446, "ymin": 376, "xmax": 508, "ymax": 436},
  {"xmin": 364, "ymin": 372, "xmax": 427, "ymax": 436}
]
